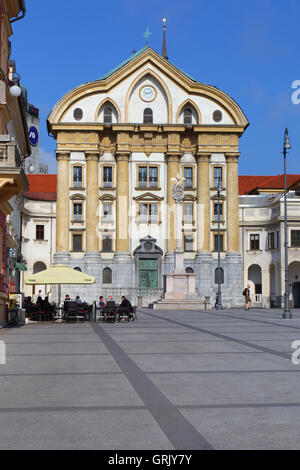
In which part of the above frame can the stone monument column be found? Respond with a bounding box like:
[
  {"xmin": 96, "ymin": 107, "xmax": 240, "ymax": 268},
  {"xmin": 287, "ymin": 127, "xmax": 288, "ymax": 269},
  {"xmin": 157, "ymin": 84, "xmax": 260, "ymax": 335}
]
[
  {"xmin": 85, "ymin": 152, "xmax": 100, "ymax": 254},
  {"xmin": 166, "ymin": 154, "xmax": 180, "ymax": 253},
  {"xmin": 54, "ymin": 151, "xmax": 70, "ymax": 264}
]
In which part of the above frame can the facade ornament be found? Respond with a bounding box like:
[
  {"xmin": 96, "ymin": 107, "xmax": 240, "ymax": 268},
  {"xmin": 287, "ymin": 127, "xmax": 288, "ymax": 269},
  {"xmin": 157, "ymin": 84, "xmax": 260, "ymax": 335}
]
[{"xmin": 171, "ymin": 174, "xmax": 185, "ymax": 202}]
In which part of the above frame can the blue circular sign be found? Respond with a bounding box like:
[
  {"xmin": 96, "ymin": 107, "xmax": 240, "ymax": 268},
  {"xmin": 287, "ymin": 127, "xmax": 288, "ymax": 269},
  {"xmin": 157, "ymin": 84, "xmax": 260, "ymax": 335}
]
[{"xmin": 29, "ymin": 126, "xmax": 39, "ymax": 146}]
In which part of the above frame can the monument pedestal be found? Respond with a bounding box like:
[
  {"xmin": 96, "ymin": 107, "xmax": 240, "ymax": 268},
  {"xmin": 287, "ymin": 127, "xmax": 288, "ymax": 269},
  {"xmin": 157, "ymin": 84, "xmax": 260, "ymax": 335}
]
[{"xmin": 152, "ymin": 250, "xmax": 209, "ymax": 310}]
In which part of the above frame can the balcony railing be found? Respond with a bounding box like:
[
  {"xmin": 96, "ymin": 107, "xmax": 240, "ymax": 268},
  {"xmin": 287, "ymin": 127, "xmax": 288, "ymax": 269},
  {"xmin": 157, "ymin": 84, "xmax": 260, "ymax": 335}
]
[{"xmin": 0, "ymin": 136, "xmax": 21, "ymax": 168}]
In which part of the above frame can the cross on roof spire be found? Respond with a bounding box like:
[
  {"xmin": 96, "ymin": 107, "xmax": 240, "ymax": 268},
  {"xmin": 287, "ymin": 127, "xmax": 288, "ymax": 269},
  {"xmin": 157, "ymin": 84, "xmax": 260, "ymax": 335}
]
[{"xmin": 143, "ymin": 26, "xmax": 152, "ymax": 44}]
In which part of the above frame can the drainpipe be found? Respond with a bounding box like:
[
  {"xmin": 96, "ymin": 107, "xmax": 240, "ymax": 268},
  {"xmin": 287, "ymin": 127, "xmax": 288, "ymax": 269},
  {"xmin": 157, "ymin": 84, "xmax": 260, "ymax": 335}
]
[{"xmin": 10, "ymin": 0, "xmax": 26, "ymax": 23}]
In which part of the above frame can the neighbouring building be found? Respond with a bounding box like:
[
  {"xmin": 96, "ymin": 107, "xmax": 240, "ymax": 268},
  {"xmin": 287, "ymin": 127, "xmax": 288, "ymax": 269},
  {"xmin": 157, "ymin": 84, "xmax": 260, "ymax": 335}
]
[
  {"xmin": 0, "ymin": 0, "xmax": 29, "ymax": 321},
  {"xmin": 46, "ymin": 44, "xmax": 250, "ymax": 307},
  {"xmin": 21, "ymin": 173, "xmax": 300, "ymax": 308},
  {"xmin": 22, "ymin": 174, "xmax": 56, "ymax": 299},
  {"xmin": 25, "ymin": 102, "xmax": 48, "ymax": 175}
]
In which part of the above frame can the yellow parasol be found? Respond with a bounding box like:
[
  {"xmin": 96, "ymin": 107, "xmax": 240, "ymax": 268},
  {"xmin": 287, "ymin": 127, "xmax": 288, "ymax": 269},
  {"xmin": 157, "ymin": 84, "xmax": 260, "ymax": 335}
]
[{"xmin": 25, "ymin": 265, "xmax": 95, "ymax": 308}]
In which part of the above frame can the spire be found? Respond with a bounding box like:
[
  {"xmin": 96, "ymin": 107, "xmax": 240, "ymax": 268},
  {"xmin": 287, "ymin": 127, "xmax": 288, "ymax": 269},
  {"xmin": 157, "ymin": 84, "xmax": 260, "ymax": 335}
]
[{"xmin": 162, "ymin": 17, "xmax": 168, "ymax": 60}]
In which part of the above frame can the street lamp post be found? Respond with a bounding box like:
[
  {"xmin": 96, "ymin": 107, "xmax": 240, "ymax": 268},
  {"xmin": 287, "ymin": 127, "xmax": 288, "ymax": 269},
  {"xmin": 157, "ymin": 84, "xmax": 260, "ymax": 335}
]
[
  {"xmin": 216, "ymin": 176, "xmax": 223, "ymax": 310},
  {"xmin": 283, "ymin": 128, "xmax": 292, "ymax": 319}
]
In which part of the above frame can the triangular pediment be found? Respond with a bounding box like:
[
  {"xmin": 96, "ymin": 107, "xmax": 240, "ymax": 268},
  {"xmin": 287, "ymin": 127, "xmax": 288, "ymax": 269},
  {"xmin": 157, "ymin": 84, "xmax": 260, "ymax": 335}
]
[
  {"xmin": 48, "ymin": 46, "xmax": 248, "ymax": 129},
  {"xmin": 133, "ymin": 192, "xmax": 164, "ymax": 202}
]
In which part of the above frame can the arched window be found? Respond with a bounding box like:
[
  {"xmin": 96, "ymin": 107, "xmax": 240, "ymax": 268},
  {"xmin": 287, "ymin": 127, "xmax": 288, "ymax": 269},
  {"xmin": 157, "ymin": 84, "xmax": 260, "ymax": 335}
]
[
  {"xmin": 215, "ymin": 267, "xmax": 224, "ymax": 284},
  {"xmin": 104, "ymin": 107, "xmax": 112, "ymax": 124},
  {"xmin": 143, "ymin": 108, "xmax": 153, "ymax": 124},
  {"xmin": 103, "ymin": 267, "xmax": 112, "ymax": 284},
  {"xmin": 183, "ymin": 108, "xmax": 192, "ymax": 124},
  {"xmin": 185, "ymin": 267, "xmax": 194, "ymax": 274},
  {"xmin": 33, "ymin": 261, "xmax": 47, "ymax": 275}
]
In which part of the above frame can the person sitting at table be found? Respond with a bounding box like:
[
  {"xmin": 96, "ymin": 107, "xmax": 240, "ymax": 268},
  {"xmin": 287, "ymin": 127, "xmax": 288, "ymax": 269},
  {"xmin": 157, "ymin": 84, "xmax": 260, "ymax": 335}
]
[
  {"xmin": 99, "ymin": 296, "xmax": 105, "ymax": 308},
  {"xmin": 65, "ymin": 294, "xmax": 70, "ymax": 301},
  {"xmin": 24, "ymin": 296, "xmax": 34, "ymax": 316},
  {"xmin": 119, "ymin": 296, "xmax": 134, "ymax": 320},
  {"xmin": 75, "ymin": 295, "xmax": 82, "ymax": 304}
]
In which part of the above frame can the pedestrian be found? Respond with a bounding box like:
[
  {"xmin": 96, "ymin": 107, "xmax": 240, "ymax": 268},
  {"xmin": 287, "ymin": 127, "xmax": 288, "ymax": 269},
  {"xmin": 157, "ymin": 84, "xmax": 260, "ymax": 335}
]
[
  {"xmin": 215, "ymin": 292, "xmax": 219, "ymax": 309},
  {"xmin": 243, "ymin": 285, "xmax": 252, "ymax": 310},
  {"xmin": 99, "ymin": 296, "xmax": 105, "ymax": 308},
  {"xmin": 119, "ymin": 295, "xmax": 135, "ymax": 320}
]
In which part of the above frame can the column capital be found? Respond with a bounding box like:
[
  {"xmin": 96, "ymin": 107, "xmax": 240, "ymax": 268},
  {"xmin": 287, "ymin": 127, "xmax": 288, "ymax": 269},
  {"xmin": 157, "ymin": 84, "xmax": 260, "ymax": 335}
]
[
  {"xmin": 196, "ymin": 153, "xmax": 211, "ymax": 163},
  {"xmin": 56, "ymin": 151, "xmax": 70, "ymax": 162},
  {"xmin": 115, "ymin": 153, "xmax": 130, "ymax": 162},
  {"xmin": 85, "ymin": 151, "xmax": 100, "ymax": 162},
  {"xmin": 225, "ymin": 153, "xmax": 240, "ymax": 163},
  {"xmin": 166, "ymin": 153, "xmax": 181, "ymax": 163}
]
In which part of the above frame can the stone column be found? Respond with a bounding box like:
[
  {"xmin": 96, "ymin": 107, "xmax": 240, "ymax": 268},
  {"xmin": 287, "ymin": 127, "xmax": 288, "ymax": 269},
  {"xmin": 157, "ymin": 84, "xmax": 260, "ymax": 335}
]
[
  {"xmin": 166, "ymin": 154, "xmax": 180, "ymax": 253},
  {"xmin": 55, "ymin": 152, "xmax": 70, "ymax": 261},
  {"xmin": 226, "ymin": 154, "xmax": 240, "ymax": 253},
  {"xmin": 262, "ymin": 268, "xmax": 270, "ymax": 308},
  {"xmin": 116, "ymin": 153, "xmax": 130, "ymax": 255},
  {"xmin": 195, "ymin": 153, "xmax": 212, "ymax": 298},
  {"xmin": 225, "ymin": 153, "xmax": 243, "ymax": 307},
  {"xmin": 196, "ymin": 153, "xmax": 211, "ymax": 253},
  {"xmin": 85, "ymin": 152, "xmax": 100, "ymax": 253}
]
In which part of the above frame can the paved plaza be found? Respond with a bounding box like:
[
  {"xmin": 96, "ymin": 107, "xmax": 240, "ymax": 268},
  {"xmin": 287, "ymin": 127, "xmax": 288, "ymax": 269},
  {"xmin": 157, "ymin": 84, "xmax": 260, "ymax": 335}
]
[{"xmin": 0, "ymin": 308, "xmax": 300, "ymax": 450}]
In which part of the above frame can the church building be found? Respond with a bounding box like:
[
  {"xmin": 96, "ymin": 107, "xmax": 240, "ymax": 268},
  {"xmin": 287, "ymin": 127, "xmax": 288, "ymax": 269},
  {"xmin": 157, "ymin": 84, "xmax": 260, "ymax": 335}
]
[{"xmin": 47, "ymin": 38, "xmax": 249, "ymax": 307}]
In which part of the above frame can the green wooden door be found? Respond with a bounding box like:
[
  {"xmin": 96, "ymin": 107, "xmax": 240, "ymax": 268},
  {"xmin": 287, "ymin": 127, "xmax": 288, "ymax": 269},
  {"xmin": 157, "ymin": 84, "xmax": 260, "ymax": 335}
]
[{"xmin": 139, "ymin": 259, "xmax": 158, "ymax": 288}]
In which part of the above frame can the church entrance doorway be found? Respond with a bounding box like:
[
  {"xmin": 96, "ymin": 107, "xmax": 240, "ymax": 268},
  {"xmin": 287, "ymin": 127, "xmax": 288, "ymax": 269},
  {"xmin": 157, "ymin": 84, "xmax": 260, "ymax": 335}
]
[
  {"xmin": 292, "ymin": 282, "xmax": 300, "ymax": 308},
  {"xmin": 139, "ymin": 259, "xmax": 158, "ymax": 288}
]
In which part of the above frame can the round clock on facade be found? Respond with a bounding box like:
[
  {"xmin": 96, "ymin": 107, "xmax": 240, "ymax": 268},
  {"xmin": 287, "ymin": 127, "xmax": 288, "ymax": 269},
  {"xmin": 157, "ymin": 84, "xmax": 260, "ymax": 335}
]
[{"xmin": 140, "ymin": 86, "xmax": 156, "ymax": 102}]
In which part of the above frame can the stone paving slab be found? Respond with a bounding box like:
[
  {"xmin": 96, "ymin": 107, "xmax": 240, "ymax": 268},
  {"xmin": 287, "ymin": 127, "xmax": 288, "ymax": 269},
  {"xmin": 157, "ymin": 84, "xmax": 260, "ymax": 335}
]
[
  {"xmin": 180, "ymin": 407, "xmax": 300, "ymax": 450},
  {"xmin": 0, "ymin": 409, "xmax": 172, "ymax": 450},
  {"xmin": 0, "ymin": 308, "xmax": 300, "ymax": 450}
]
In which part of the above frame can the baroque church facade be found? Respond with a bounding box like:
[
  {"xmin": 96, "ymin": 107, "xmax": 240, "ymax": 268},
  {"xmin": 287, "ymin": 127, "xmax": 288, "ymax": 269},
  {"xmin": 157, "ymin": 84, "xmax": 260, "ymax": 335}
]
[{"xmin": 47, "ymin": 45, "xmax": 249, "ymax": 307}]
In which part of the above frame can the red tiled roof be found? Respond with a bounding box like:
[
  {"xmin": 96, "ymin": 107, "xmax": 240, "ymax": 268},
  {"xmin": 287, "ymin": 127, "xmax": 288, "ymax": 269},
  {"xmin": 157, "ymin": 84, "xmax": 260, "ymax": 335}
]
[
  {"xmin": 239, "ymin": 174, "xmax": 300, "ymax": 194},
  {"xmin": 238, "ymin": 176, "xmax": 271, "ymax": 195},
  {"xmin": 23, "ymin": 174, "xmax": 57, "ymax": 201}
]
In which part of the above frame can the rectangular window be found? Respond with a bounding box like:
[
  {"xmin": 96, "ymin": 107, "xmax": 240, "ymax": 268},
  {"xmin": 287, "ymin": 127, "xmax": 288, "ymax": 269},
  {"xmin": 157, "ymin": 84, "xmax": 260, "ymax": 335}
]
[
  {"xmin": 103, "ymin": 203, "xmax": 113, "ymax": 222},
  {"xmin": 103, "ymin": 167, "xmax": 113, "ymax": 188},
  {"xmin": 149, "ymin": 203, "xmax": 158, "ymax": 224},
  {"xmin": 138, "ymin": 166, "xmax": 159, "ymax": 188},
  {"xmin": 213, "ymin": 203, "xmax": 223, "ymax": 221},
  {"xmin": 250, "ymin": 234, "xmax": 260, "ymax": 251},
  {"xmin": 184, "ymin": 203, "xmax": 193, "ymax": 224},
  {"xmin": 184, "ymin": 167, "xmax": 193, "ymax": 188},
  {"xmin": 73, "ymin": 234, "xmax": 82, "ymax": 252},
  {"xmin": 138, "ymin": 167, "xmax": 148, "ymax": 187},
  {"xmin": 102, "ymin": 235, "xmax": 112, "ymax": 252},
  {"xmin": 213, "ymin": 167, "xmax": 222, "ymax": 188},
  {"xmin": 36, "ymin": 225, "xmax": 44, "ymax": 240},
  {"xmin": 138, "ymin": 203, "xmax": 159, "ymax": 224},
  {"xmin": 268, "ymin": 232, "xmax": 275, "ymax": 250},
  {"xmin": 291, "ymin": 230, "xmax": 300, "ymax": 247},
  {"xmin": 149, "ymin": 167, "xmax": 158, "ymax": 188},
  {"xmin": 214, "ymin": 234, "xmax": 224, "ymax": 252},
  {"xmin": 184, "ymin": 234, "xmax": 194, "ymax": 252},
  {"xmin": 73, "ymin": 166, "xmax": 82, "ymax": 187},
  {"xmin": 73, "ymin": 203, "xmax": 82, "ymax": 221}
]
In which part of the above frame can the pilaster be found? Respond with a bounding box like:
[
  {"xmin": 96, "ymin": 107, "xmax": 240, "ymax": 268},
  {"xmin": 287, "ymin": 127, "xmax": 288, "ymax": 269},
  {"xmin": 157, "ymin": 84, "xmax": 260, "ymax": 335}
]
[
  {"xmin": 56, "ymin": 151, "xmax": 70, "ymax": 254},
  {"xmin": 116, "ymin": 153, "xmax": 130, "ymax": 253},
  {"xmin": 85, "ymin": 152, "xmax": 100, "ymax": 254},
  {"xmin": 226, "ymin": 153, "xmax": 240, "ymax": 253},
  {"xmin": 196, "ymin": 153, "xmax": 211, "ymax": 253}
]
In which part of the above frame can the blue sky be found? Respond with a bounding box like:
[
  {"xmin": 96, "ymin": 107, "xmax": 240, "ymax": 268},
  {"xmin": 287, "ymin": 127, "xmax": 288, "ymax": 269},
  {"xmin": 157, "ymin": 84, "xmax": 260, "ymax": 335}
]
[{"xmin": 10, "ymin": 0, "xmax": 300, "ymax": 174}]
